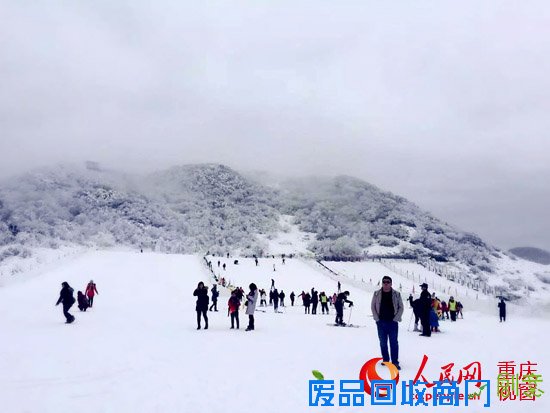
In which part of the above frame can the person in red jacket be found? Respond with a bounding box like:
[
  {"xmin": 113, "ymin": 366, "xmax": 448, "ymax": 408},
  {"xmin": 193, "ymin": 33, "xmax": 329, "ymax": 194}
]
[
  {"xmin": 85, "ymin": 280, "xmax": 99, "ymax": 307},
  {"xmin": 228, "ymin": 290, "xmax": 241, "ymax": 329}
]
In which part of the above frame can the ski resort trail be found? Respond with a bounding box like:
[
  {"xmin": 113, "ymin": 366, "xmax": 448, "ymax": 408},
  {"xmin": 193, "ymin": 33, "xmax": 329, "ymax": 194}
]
[{"xmin": 1, "ymin": 250, "xmax": 548, "ymax": 412}]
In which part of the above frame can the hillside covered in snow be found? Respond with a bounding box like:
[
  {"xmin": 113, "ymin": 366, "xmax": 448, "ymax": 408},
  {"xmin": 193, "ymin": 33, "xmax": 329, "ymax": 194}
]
[{"xmin": 1, "ymin": 162, "xmax": 549, "ymax": 304}]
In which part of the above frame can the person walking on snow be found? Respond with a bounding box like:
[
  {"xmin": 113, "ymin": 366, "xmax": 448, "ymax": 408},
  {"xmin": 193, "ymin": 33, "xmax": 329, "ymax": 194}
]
[
  {"xmin": 245, "ymin": 283, "xmax": 259, "ymax": 331},
  {"xmin": 228, "ymin": 290, "xmax": 241, "ymax": 329},
  {"xmin": 371, "ymin": 276, "xmax": 404, "ymax": 370},
  {"xmin": 56, "ymin": 282, "xmax": 76, "ymax": 324},
  {"xmin": 209, "ymin": 285, "xmax": 219, "ymax": 312},
  {"xmin": 85, "ymin": 280, "xmax": 98, "ymax": 307},
  {"xmin": 193, "ymin": 282, "xmax": 209, "ymax": 330},
  {"xmin": 334, "ymin": 291, "xmax": 353, "ymax": 326}
]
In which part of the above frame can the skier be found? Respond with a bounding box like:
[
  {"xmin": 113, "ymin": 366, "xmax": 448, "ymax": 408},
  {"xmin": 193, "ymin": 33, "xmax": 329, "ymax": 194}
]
[
  {"xmin": 222, "ymin": 263, "xmax": 226, "ymax": 271},
  {"xmin": 255, "ymin": 257, "xmax": 259, "ymax": 266},
  {"xmin": 320, "ymin": 291, "xmax": 329, "ymax": 314},
  {"xmin": 245, "ymin": 283, "xmax": 259, "ymax": 331},
  {"xmin": 418, "ymin": 283, "xmax": 432, "ymax": 336},
  {"xmin": 279, "ymin": 290, "xmax": 285, "ymax": 307},
  {"xmin": 311, "ymin": 289, "xmax": 319, "ymax": 315},
  {"xmin": 334, "ymin": 291, "xmax": 353, "ymax": 326},
  {"xmin": 193, "ymin": 282, "xmax": 209, "ymax": 330},
  {"xmin": 290, "ymin": 291, "xmax": 295, "ymax": 306},
  {"xmin": 261, "ymin": 289, "xmax": 268, "ymax": 307},
  {"xmin": 498, "ymin": 298, "xmax": 506, "ymax": 322},
  {"xmin": 371, "ymin": 276, "xmax": 403, "ymax": 370},
  {"xmin": 56, "ymin": 281, "xmax": 76, "ymax": 324},
  {"xmin": 77, "ymin": 291, "xmax": 89, "ymax": 312},
  {"xmin": 337, "ymin": 281, "xmax": 341, "ymax": 293},
  {"xmin": 209, "ymin": 285, "xmax": 219, "ymax": 312},
  {"xmin": 228, "ymin": 290, "xmax": 241, "ymax": 329},
  {"xmin": 85, "ymin": 280, "xmax": 98, "ymax": 308}
]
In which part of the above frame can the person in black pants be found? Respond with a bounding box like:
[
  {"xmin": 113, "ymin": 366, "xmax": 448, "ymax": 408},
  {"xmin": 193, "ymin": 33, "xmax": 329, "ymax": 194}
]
[
  {"xmin": 193, "ymin": 282, "xmax": 209, "ymax": 330},
  {"xmin": 371, "ymin": 276, "xmax": 404, "ymax": 370},
  {"xmin": 335, "ymin": 291, "xmax": 353, "ymax": 325},
  {"xmin": 311, "ymin": 289, "xmax": 319, "ymax": 315},
  {"xmin": 498, "ymin": 298, "xmax": 506, "ymax": 322},
  {"xmin": 56, "ymin": 281, "xmax": 76, "ymax": 324},
  {"xmin": 209, "ymin": 285, "xmax": 219, "ymax": 312},
  {"xmin": 290, "ymin": 291, "xmax": 295, "ymax": 306},
  {"xmin": 418, "ymin": 283, "xmax": 432, "ymax": 337}
]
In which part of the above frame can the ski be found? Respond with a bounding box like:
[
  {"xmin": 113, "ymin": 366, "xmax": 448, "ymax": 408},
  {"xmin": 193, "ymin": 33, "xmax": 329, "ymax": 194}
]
[{"xmin": 326, "ymin": 323, "xmax": 365, "ymax": 328}]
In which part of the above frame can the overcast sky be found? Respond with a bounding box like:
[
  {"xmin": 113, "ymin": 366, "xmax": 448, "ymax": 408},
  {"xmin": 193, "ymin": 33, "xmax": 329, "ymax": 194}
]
[{"xmin": 1, "ymin": 1, "xmax": 549, "ymax": 251}]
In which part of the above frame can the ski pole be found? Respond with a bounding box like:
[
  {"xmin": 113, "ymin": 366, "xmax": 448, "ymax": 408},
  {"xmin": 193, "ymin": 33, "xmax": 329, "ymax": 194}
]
[
  {"xmin": 407, "ymin": 311, "xmax": 414, "ymax": 331},
  {"xmin": 347, "ymin": 305, "xmax": 353, "ymax": 325}
]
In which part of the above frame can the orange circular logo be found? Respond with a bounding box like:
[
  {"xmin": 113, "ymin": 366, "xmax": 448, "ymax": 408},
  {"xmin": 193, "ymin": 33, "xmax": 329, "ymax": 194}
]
[{"xmin": 358, "ymin": 357, "xmax": 400, "ymax": 395}]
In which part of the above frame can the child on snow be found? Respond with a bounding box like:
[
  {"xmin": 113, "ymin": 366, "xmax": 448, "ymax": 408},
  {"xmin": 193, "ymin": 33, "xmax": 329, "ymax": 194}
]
[
  {"xmin": 77, "ymin": 291, "xmax": 89, "ymax": 311},
  {"xmin": 228, "ymin": 290, "xmax": 241, "ymax": 329}
]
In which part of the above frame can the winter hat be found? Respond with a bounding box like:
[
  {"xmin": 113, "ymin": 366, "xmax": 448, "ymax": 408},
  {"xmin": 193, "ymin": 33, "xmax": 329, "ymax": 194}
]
[{"xmin": 420, "ymin": 283, "xmax": 428, "ymax": 289}]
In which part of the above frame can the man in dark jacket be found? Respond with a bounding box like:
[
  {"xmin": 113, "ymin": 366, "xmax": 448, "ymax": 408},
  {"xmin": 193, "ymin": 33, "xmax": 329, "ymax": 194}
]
[
  {"xmin": 335, "ymin": 291, "xmax": 353, "ymax": 325},
  {"xmin": 371, "ymin": 276, "xmax": 404, "ymax": 369},
  {"xmin": 498, "ymin": 298, "xmax": 506, "ymax": 322},
  {"xmin": 56, "ymin": 281, "xmax": 76, "ymax": 323},
  {"xmin": 311, "ymin": 289, "xmax": 319, "ymax": 314},
  {"xmin": 193, "ymin": 282, "xmax": 209, "ymax": 330},
  {"xmin": 418, "ymin": 283, "xmax": 432, "ymax": 337},
  {"xmin": 279, "ymin": 290, "xmax": 285, "ymax": 307},
  {"xmin": 290, "ymin": 291, "xmax": 295, "ymax": 306}
]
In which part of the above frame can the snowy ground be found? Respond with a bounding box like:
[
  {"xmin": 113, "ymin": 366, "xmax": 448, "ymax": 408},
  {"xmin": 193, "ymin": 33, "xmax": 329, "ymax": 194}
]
[{"xmin": 1, "ymin": 250, "xmax": 548, "ymax": 412}]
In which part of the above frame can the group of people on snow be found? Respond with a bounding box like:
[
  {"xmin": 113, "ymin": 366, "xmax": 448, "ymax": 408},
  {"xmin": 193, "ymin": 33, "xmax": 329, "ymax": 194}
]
[
  {"xmin": 194, "ymin": 281, "xmax": 258, "ymax": 331},
  {"xmin": 55, "ymin": 280, "xmax": 98, "ymax": 324},
  {"xmin": 407, "ymin": 284, "xmax": 464, "ymax": 336}
]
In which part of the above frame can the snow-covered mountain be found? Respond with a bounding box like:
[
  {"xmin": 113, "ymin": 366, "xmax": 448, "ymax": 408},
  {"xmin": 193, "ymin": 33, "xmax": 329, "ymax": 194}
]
[{"xmin": 1, "ymin": 162, "xmax": 549, "ymax": 303}]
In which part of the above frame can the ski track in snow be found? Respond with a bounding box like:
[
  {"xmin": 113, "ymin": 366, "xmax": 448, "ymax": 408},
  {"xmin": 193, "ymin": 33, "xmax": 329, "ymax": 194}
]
[{"xmin": 0, "ymin": 250, "xmax": 548, "ymax": 413}]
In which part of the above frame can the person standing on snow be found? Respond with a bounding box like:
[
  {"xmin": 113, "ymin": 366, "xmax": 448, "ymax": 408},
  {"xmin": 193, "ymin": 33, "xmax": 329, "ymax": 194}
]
[
  {"xmin": 334, "ymin": 291, "xmax": 353, "ymax": 326},
  {"xmin": 56, "ymin": 281, "xmax": 76, "ymax": 324},
  {"xmin": 448, "ymin": 296, "xmax": 458, "ymax": 321},
  {"xmin": 290, "ymin": 291, "xmax": 295, "ymax": 306},
  {"xmin": 273, "ymin": 288, "xmax": 279, "ymax": 313},
  {"xmin": 320, "ymin": 292, "xmax": 329, "ymax": 314},
  {"xmin": 245, "ymin": 283, "xmax": 259, "ymax": 331},
  {"xmin": 418, "ymin": 283, "xmax": 432, "ymax": 336},
  {"xmin": 193, "ymin": 282, "xmax": 209, "ymax": 330},
  {"xmin": 371, "ymin": 276, "xmax": 403, "ymax": 370},
  {"xmin": 498, "ymin": 298, "xmax": 506, "ymax": 322},
  {"xmin": 279, "ymin": 290, "xmax": 285, "ymax": 307},
  {"xmin": 228, "ymin": 290, "xmax": 241, "ymax": 329},
  {"xmin": 209, "ymin": 285, "xmax": 219, "ymax": 312},
  {"xmin": 311, "ymin": 289, "xmax": 319, "ymax": 315},
  {"xmin": 85, "ymin": 280, "xmax": 98, "ymax": 307}
]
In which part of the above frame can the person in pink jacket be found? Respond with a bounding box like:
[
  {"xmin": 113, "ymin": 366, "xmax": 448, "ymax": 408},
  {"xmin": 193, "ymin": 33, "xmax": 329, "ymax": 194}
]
[{"xmin": 85, "ymin": 280, "xmax": 99, "ymax": 307}]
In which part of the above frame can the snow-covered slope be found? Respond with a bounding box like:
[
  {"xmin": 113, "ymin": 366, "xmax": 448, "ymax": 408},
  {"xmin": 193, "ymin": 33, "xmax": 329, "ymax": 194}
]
[{"xmin": 0, "ymin": 250, "xmax": 548, "ymax": 412}]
